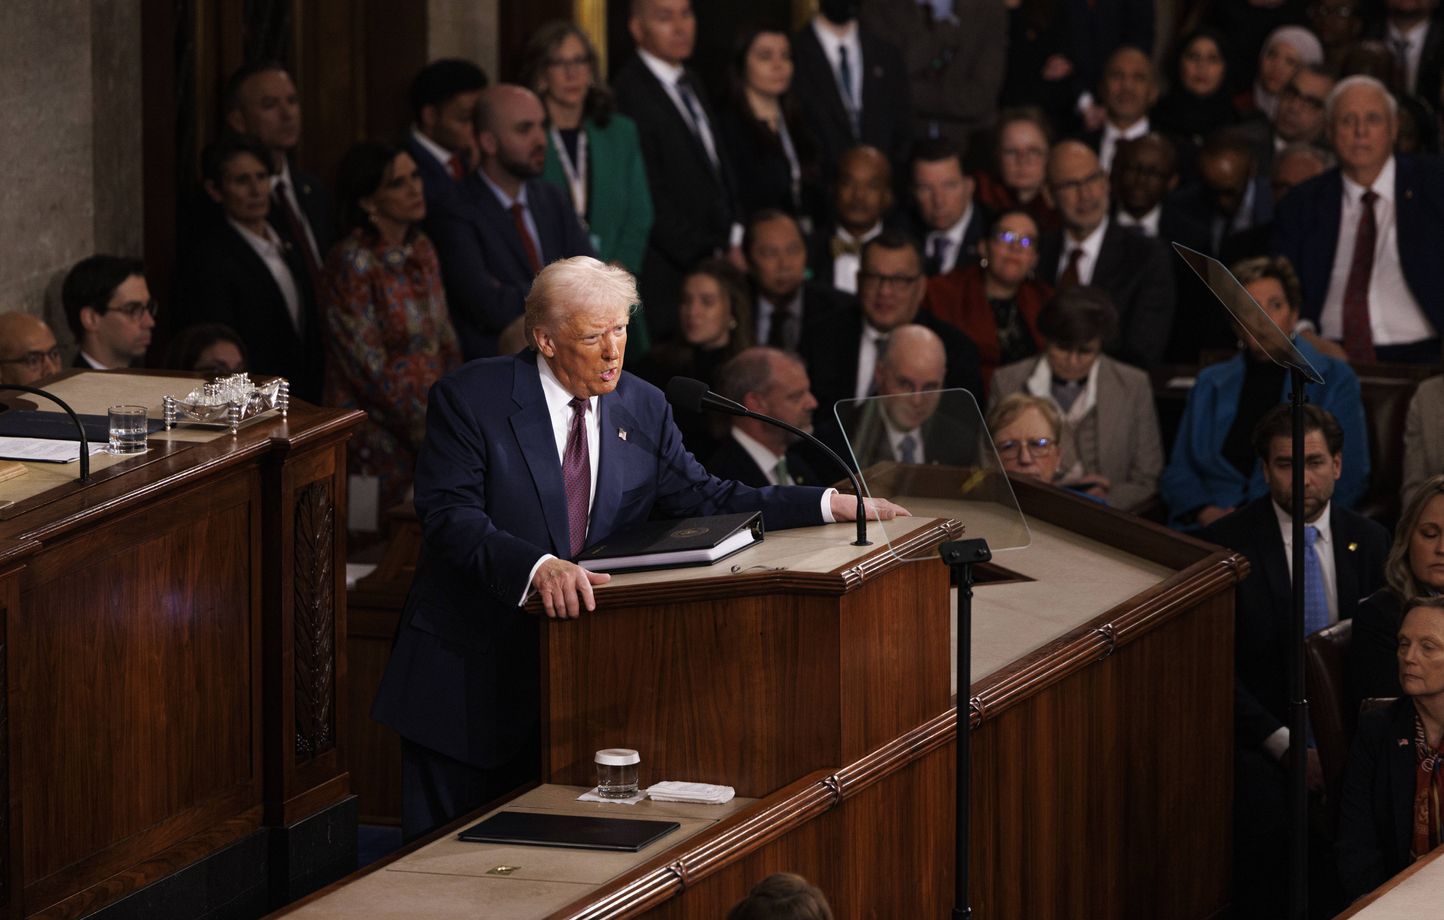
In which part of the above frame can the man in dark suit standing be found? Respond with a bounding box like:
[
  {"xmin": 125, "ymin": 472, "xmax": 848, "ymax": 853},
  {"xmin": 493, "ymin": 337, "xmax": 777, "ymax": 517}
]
[
  {"xmin": 407, "ymin": 58, "xmax": 489, "ymax": 218},
  {"xmin": 1366, "ymin": 0, "xmax": 1444, "ymax": 106},
  {"xmin": 1037, "ymin": 140, "xmax": 1174, "ymax": 368},
  {"xmin": 223, "ymin": 62, "xmax": 333, "ymax": 299},
  {"xmin": 743, "ymin": 210, "xmax": 850, "ymax": 352},
  {"xmin": 1203, "ymin": 404, "xmax": 1390, "ymax": 918},
  {"xmin": 1273, "ymin": 75, "xmax": 1444, "ymax": 364},
  {"xmin": 187, "ymin": 134, "xmax": 322, "ymax": 401},
  {"xmin": 909, "ymin": 139, "xmax": 988, "ymax": 276},
  {"xmin": 372, "ymin": 256, "xmax": 901, "ymax": 839},
  {"xmin": 705, "ymin": 348, "xmax": 822, "ymax": 488},
  {"xmin": 613, "ymin": 0, "xmax": 739, "ymax": 341},
  {"xmin": 790, "ymin": 0, "xmax": 911, "ymax": 185},
  {"xmin": 428, "ymin": 84, "xmax": 594, "ymax": 360}
]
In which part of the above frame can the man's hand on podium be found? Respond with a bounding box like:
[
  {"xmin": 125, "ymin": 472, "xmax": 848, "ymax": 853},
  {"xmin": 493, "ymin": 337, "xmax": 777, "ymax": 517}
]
[
  {"xmin": 532, "ymin": 558, "xmax": 611, "ymax": 619},
  {"xmin": 830, "ymin": 494, "xmax": 911, "ymax": 522}
]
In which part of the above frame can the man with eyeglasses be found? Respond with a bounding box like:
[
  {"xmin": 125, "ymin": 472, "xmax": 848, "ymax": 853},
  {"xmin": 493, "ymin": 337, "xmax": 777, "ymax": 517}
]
[
  {"xmin": 1276, "ymin": 65, "xmax": 1336, "ymax": 150},
  {"xmin": 909, "ymin": 138, "xmax": 987, "ymax": 276},
  {"xmin": 1038, "ymin": 140, "xmax": 1173, "ymax": 368},
  {"xmin": 60, "ymin": 255, "xmax": 155, "ymax": 371},
  {"xmin": 0, "ymin": 313, "xmax": 62, "ymax": 385}
]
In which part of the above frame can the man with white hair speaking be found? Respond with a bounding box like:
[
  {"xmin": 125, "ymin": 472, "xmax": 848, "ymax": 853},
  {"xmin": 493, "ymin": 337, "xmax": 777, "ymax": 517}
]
[
  {"xmin": 373, "ymin": 256, "xmax": 904, "ymax": 839},
  {"xmin": 1273, "ymin": 74, "xmax": 1444, "ymax": 364}
]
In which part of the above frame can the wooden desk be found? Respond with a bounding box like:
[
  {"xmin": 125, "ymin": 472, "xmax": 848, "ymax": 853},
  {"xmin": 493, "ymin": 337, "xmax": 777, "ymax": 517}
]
[
  {"xmin": 305, "ymin": 478, "xmax": 1246, "ymax": 918},
  {"xmin": 0, "ymin": 371, "xmax": 363, "ymax": 918},
  {"xmin": 1334, "ymin": 847, "xmax": 1444, "ymax": 919}
]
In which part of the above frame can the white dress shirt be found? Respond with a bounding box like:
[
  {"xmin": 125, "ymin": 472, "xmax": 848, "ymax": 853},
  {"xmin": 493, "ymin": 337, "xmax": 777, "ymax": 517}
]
[
  {"xmin": 78, "ymin": 350, "xmax": 112, "ymax": 370},
  {"xmin": 731, "ymin": 428, "xmax": 787, "ymax": 485},
  {"xmin": 811, "ymin": 17, "xmax": 864, "ymax": 118},
  {"xmin": 1098, "ymin": 118, "xmax": 1149, "ymax": 172},
  {"xmin": 926, "ymin": 205, "xmax": 974, "ymax": 274},
  {"xmin": 854, "ymin": 321, "xmax": 890, "ymax": 400},
  {"xmin": 271, "ymin": 158, "xmax": 322, "ymax": 261},
  {"xmin": 1387, "ymin": 20, "xmax": 1428, "ymax": 95},
  {"xmin": 833, "ymin": 222, "xmax": 882, "ymax": 294},
  {"xmin": 1114, "ymin": 204, "xmax": 1161, "ymax": 238},
  {"xmin": 228, "ymin": 217, "xmax": 303, "ymax": 332},
  {"xmin": 1058, "ymin": 216, "xmax": 1110, "ymax": 287},
  {"xmin": 1319, "ymin": 157, "xmax": 1437, "ymax": 345}
]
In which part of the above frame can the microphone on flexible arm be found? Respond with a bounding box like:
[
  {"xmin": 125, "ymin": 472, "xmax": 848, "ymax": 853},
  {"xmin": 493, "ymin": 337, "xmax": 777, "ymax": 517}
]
[{"xmin": 664, "ymin": 376, "xmax": 869, "ymax": 546}]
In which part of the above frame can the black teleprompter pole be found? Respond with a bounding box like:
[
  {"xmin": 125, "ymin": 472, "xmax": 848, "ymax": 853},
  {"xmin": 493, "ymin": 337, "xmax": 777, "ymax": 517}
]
[{"xmin": 1287, "ymin": 369, "xmax": 1308, "ymax": 920}]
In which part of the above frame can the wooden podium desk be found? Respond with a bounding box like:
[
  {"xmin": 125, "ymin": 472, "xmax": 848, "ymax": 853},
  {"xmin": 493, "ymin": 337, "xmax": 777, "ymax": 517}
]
[
  {"xmin": 295, "ymin": 477, "xmax": 1245, "ymax": 919},
  {"xmin": 0, "ymin": 371, "xmax": 363, "ymax": 919},
  {"xmin": 1335, "ymin": 847, "xmax": 1444, "ymax": 919}
]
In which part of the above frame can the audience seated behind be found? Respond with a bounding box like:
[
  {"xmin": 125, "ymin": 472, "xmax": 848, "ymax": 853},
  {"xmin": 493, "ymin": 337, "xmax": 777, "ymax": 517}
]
[
  {"xmin": 1336, "ymin": 596, "xmax": 1444, "ymax": 902},
  {"xmin": 1351, "ymin": 475, "xmax": 1444, "ymax": 710},
  {"xmin": 743, "ymin": 209, "xmax": 849, "ymax": 353},
  {"xmin": 1235, "ymin": 62, "xmax": 1336, "ymax": 181},
  {"xmin": 1161, "ymin": 255, "xmax": 1370, "ymax": 529},
  {"xmin": 975, "ymin": 107, "xmax": 1061, "ymax": 233},
  {"xmin": 789, "ymin": 2, "xmax": 912, "ymax": 187},
  {"xmin": 908, "ymin": 138, "xmax": 988, "ymax": 277},
  {"xmin": 1077, "ymin": 46, "xmax": 1157, "ymax": 173},
  {"xmin": 1037, "ymin": 139, "xmax": 1175, "ymax": 368},
  {"xmin": 408, "ymin": 58, "xmax": 489, "ymax": 242},
  {"xmin": 726, "ymin": 872, "xmax": 834, "ymax": 920},
  {"xmin": 990, "ymin": 286, "xmax": 1161, "ymax": 510},
  {"xmin": 613, "ymin": 0, "xmax": 741, "ymax": 342},
  {"xmin": 1064, "ymin": 0, "xmax": 1156, "ymax": 132},
  {"xmin": 0, "ymin": 312, "xmax": 62, "ymax": 385},
  {"xmin": 163, "ymin": 323, "xmax": 247, "ymax": 376},
  {"xmin": 426, "ymin": 84, "xmax": 594, "ymax": 361},
  {"xmin": 1173, "ymin": 134, "xmax": 1273, "ymax": 260},
  {"xmin": 322, "ymin": 141, "xmax": 462, "ymax": 530},
  {"xmin": 925, "ymin": 209, "xmax": 1047, "ymax": 388},
  {"xmin": 1403, "ymin": 374, "xmax": 1444, "ymax": 506},
  {"xmin": 185, "ymin": 133, "xmax": 323, "ymax": 401},
  {"xmin": 62, "ymin": 255, "xmax": 156, "ymax": 373},
  {"xmin": 519, "ymin": 23, "xmax": 655, "ymax": 357},
  {"xmin": 799, "ymin": 229, "xmax": 982, "ymax": 459},
  {"xmin": 1363, "ymin": 0, "xmax": 1444, "ymax": 106},
  {"xmin": 716, "ymin": 26, "xmax": 824, "ymax": 235},
  {"xmin": 1201, "ymin": 403, "xmax": 1390, "ymax": 917},
  {"xmin": 1272, "ymin": 75, "xmax": 1444, "ymax": 366},
  {"xmin": 1236, "ymin": 27, "xmax": 1325, "ymax": 124},
  {"xmin": 808, "ymin": 144, "xmax": 898, "ymax": 295},
  {"xmin": 1150, "ymin": 30, "xmax": 1239, "ymax": 173},
  {"xmin": 985, "ymin": 392, "xmax": 1065, "ymax": 487},
  {"xmin": 705, "ymin": 347, "xmax": 822, "ymax": 487},
  {"xmin": 1218, "ymin": 142, "xmax": 1334, "ymax": 269}
]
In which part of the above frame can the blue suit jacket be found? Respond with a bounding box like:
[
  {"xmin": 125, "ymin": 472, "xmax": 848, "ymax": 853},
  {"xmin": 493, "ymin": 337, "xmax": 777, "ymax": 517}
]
[
  {"xmin": 426, "ymin": 174, "xmax": 595, "ymax": 360},
  {"xmin": 371, "ymin": 350, "xmax": 827, "ymax": 768},
  {"xmin": 1159, "ymin": 335, "xmax": 1370, "ymax": 528},
  {"xmin": 1272, "ymin": 155, "xmax": 1444, "ymax": 335}
]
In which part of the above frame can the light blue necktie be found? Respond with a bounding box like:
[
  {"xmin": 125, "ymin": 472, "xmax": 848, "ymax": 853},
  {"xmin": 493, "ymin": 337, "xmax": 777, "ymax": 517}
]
[
  {"xmin": 899, "ymin": 434, "xmax": 918, "ymax": 464},
  {"xmin": 1302, "ymin": 525, "xmax": 1328, "ymax": 637}
]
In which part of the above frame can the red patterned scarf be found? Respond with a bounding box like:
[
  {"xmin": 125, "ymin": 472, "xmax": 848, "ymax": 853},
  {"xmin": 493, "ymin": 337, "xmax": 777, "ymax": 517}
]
[{"xmin": 1412, "ymin": 712, "xmax": 1444, "ymax": 858}]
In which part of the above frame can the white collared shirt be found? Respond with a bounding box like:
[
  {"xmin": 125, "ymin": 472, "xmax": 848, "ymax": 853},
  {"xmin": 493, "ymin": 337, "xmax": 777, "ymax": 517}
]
[
  {"xmin": 228, "ymin": 217, "xmax": 303, "ymax": 331},
  {"xmin": 811, "ymin": 17, "xmax": 864, "ymax": 116},
  {"xmin": 78, "ymin": 350, "xmax": 112, "ymax": 370},
  {"xmin": 1098, "ymin": 117, "xmax": 1149, "ymax": 172},
  {"xmin": 731, "ymin": 428, "xmax": 787, "ymax": 484},
  {"xmin": 1058, "ymin": 216, "xmax": 1110, "ymax": 287},
  {"xmin": 855, "ymin": 321, "xmax": 890, "ymax": 400},
  {"xmin": 270, "ymin": 158, "xmax": 322, "ymax": 262},
  {"xmin": 637, "ymin": 47, "xmax": 720, "ymax": 170},
  {"xmin": 926, "ymin": 205, "xmax": 974, "ymax": 274},
  {"xmin": 410, "ymin": 125, "xmax": 458, "ymax": 174},
  {"xmin": 479, "ymin": 170, "xmax": 543, "ymax": 264},
  {"xmin": 1387, "ymin": 20, "xmax": 1429, "ymax": 95},
  {"xmin": 1114, "ymin": 204, "xmax": 1161, "ymax": 238},
  {"xmin": 1320, "ymin": 157, "xmax": 1437, "ymax": 345},
  {"xmin": 833, "ymin": 222, "xmax": 883, "ymax": 294}
]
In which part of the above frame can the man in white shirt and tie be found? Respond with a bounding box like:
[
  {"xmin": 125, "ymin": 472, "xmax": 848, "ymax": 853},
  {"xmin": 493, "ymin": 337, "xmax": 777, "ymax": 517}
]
[
  {"xmin": 706, "ymin": 348, "xmax": 821, "ymax": 488},
  {"xmin": 911, "ymin": 139, "xmax": 984, "ymax": 276},
  {"xmin": 1371, "ymin": 0, "xmax": 1443, "ymax": 101},
  {"xmin": 1090, "ymin": 47, "xmax": 1156, "ymax": 173},
  {"xmin": 820, "ymin": 145, "xmax": 893, "ymax": 294}
]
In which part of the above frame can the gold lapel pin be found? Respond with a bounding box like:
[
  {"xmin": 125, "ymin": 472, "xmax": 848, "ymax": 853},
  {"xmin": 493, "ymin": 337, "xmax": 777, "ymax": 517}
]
[{"xmin": 1348, "ymin": 542, "xmax": 1359, "ymax": 552}]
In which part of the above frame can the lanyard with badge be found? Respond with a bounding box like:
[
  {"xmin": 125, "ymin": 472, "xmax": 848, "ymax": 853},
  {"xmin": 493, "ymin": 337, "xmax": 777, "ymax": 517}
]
[{"xmin": 550, "ymin": 125, "xmax": 589, "ymax": 227}]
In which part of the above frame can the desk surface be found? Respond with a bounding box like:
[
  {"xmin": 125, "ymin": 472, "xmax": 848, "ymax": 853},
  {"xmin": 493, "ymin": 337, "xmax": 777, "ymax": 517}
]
[
  {"xmin": 280, "ymin": 785, "xmax": 755, "ymax": 919},
  {"xmin": 1339, "ymin": 847, "xmax": 1444, "ymax": 919}
]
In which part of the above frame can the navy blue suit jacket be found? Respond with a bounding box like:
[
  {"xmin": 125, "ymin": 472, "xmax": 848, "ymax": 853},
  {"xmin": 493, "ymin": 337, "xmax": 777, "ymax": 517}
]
[
  {"xmin": 407, "ymin": 134, "xmax": 468, "ymax": 229},
  {"xmin": 371, "ymin": 351, "xmax": 827, "ymax": 768},
  {"xmin": 1272, "ymin": 155, "xmax": 1444, "ymax": 336},
  {"xmin": 426, "ymin": 174, "xmax": 594, "ymax": 360}
]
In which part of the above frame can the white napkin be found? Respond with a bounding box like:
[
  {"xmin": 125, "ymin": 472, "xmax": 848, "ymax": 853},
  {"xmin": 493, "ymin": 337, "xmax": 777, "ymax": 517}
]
[{"xmin": 645, "ymin": 781, "xmax": 735, "ymax": 804}]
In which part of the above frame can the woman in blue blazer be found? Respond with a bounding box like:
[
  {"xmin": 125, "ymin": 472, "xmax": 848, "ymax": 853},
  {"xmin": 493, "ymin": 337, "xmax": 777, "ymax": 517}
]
[{"xmin": 1161, "ymin": 255, "xmax": 1370, "ymax": 529}]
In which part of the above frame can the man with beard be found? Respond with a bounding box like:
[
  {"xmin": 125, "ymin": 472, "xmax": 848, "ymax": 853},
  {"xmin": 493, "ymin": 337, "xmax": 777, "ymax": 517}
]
[{"xmin": 428, "ymin": 84, "xmax": 594, "ymax": 359}]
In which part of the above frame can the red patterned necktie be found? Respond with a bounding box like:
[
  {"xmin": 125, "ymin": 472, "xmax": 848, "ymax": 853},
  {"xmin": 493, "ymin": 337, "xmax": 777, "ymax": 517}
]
[
  {"xmin": 1058, "ymin": 247, "xmax": 1083, "ymax": 290},
  {"xmin": 511, "ymin": 201, "xmax": 542, "ymax": 274},
  {"xmin": 447, "ymin": 154, "xmax": 465, "ymax": 182},
  {"xmin": 1341, "ymin": 189, "xmax": 1378, "ymax": 363},
  {"xmin": 563, "ymin": 397, "xmax": 591, "ymax": 557}
]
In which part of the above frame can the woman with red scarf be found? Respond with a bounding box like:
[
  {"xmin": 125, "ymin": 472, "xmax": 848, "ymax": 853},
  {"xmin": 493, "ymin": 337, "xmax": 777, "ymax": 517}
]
[{"xmin": 1338, "ymin": 594, "xmax": 1444, "ymax": 901}]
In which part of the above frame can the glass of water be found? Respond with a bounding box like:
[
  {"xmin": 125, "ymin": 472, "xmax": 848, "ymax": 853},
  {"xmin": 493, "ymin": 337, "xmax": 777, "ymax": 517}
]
[{"xmin": 107, "ymin": 405, "xmax": 148, "ymax": 454}]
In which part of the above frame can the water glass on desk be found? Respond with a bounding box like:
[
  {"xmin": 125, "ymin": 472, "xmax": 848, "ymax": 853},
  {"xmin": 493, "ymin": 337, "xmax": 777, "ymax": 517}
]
[{"xmin": 107, "ymin": 405, "xmax": 147, "ymax": 454}]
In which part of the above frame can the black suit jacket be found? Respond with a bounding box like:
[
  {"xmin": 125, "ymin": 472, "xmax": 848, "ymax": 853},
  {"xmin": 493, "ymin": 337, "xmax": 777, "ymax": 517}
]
[
  {"xmin": 1365, "ymin": 17, "xmax": 1444, "ymax": 108},
  {"xmin": 1202, "ymin": 497, "xmax": 1391, "ymax": 750},
  {"xmin": 751, "ymin": 281, "xmax": 855, "ymax": 352},
  {"xmin": 613, "ymin": 57, "xmax": 739, "ymax": 340},
  {"xmin": 184, "ymin": 222, "xmax": 323, "ymax": 402},
  {"xmin": 1272, "ymin": 155, "xmax": 1444, "ymax": 337},
  {"xmin": 426, "ymin": 173, "xmax": 594, "ymax": 360},
  {"xmin": 910, "ymin": 206, "xmax": 990, "ymax": 275},
  {"xmin": 1335, "ymin": 696, "xmax": 1417, "ymax": 901},
  {"xmin": 1037, "ymin": 220, "xmax": 1176, "ymax": 368},
  {"xmin": 790, "ymin": 23, "xmax": 912, "ymax": 183},
  {"xmin": 1351, "ymin": 588, "xmax": 1407, "ymax": 710},
  {"xmin": 407, "ymin": 134, "xmax": 468, "ymax": 230},
  {"xmin": 704, "ymin": 435, "xmax": 822, "ymax": 488},
  {"xmin": 271, "ymin": 165, "xmax": 334, "ymax": 265},
  {"xmin": 798, "ymin": 305, "xmax": 983, "ymax": 457}
]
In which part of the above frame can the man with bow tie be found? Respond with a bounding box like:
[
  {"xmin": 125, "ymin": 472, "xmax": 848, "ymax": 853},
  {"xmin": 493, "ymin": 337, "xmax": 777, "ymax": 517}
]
[{"xmin": 808, "ymin": 145, "xmax": 896, "ymax": 295}]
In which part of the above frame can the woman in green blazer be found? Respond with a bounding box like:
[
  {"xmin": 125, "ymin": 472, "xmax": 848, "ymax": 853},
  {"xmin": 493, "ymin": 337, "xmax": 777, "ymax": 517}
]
[{"xmin": 521, "ymin": 22, "xmax": 655, "ymax": 357}]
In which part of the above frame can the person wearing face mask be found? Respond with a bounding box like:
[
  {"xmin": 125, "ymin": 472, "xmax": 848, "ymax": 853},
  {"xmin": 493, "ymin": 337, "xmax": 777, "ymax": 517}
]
[
  {"xmin": 1337, "ymin": 593, "xmax": 1444, "ymax": 901},
  {"xmin": 1160, "ymin": 255, "xmax": 1369, "ymax": 530},
  {"xmin": 990, "ymin": 286, "xmax": 1160, "ymax": 509}
]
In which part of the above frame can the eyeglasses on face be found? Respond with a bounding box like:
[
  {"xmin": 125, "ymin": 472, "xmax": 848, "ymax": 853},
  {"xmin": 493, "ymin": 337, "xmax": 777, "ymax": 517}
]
[
  {"xmin": 991, "ymin": 230, "xmax": 1035, "ymax": 249},
  {"xmin": 547, "ymin": 55, "xmax": 592, "ymax": 73},
  {"xmin": 104, "ymin": 299, "xmax": 159, "ymax": 321},
  {"xmin": 996, "ymin": 437, "xmax": 1058, "ymax": 458},
  {"xmin": 0, "ymin": 347, "xmax": 61, "ymax": 372},
  {"xmin": 1051, "ymin": 172, "xmax": 1108, "ymax": 195}
]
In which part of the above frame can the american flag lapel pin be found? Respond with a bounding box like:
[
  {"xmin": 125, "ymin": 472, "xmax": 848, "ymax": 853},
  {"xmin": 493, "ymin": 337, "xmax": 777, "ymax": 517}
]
[
  {"xmin": 1401, "ymin": 738, "xmax": 1411, "ymax": 747},
  {"xmin": 617, "ymin": 427, "xmax": 628, "ymax": 441}
]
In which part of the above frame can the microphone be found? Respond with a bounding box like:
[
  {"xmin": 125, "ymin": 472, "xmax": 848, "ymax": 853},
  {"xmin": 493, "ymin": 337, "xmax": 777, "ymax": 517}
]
[
  {"xmin": 0, "ymin": 384, "xmax": 92, "ymax": 483},
  {"xmin": 666, "ymin": 376, "xmax": 870, "ymax": 546}
]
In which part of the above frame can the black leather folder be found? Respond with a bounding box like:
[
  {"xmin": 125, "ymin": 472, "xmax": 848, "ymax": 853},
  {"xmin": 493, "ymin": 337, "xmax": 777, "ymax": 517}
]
[
  {"xmin": 457, "ymin": 811, "xmax": 680, "ymax": 852},
  {"xmin": 575, "ymin": 511, "xmax": 764, "ymax": 573}
]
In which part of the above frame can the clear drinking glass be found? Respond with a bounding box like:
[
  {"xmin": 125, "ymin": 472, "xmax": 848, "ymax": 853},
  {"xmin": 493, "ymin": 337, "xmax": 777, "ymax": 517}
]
[
  {"xmin": 107, "ymin": 405, "xmax": 147, "ymax": 454},
  {"xmin": 595, "ymin": 748, "xmax": 640, "ymax": 798}
]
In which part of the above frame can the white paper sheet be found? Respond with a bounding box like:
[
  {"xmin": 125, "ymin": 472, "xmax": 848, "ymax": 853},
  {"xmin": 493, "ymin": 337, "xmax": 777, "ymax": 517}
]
[{"xmin": 0, "ymin": 437, "xmax": 108, "ymax": 463}]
